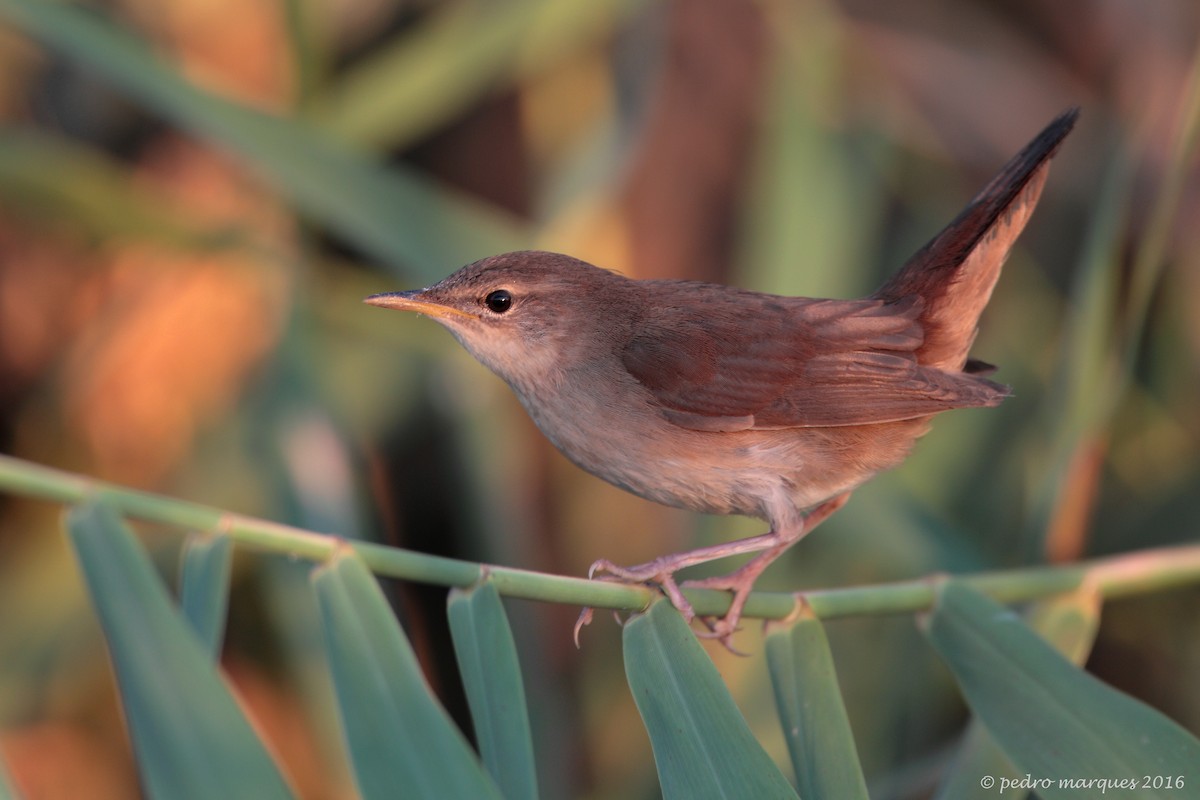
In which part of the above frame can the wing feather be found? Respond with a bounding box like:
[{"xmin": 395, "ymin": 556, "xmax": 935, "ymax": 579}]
[{"xmin": 621, "ymin": 294, "xmax": 1008, "ymax": 431}]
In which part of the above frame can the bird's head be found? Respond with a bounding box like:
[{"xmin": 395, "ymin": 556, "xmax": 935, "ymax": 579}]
[{"xmin": 366, "ymin": 250, "xmax": 631, "ymax": 390}]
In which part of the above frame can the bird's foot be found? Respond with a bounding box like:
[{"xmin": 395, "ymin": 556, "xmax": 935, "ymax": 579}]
[
  {"xmin": 587, "ymin": 556, "xmax": 761, "ymax": 654},
  {"xmin": 588, "ymin": 557, "xmax": 697, "ymax": 623},
  {"xmin": 581, "ymin": 531, "xmax": 793, "ymax": 638},
  {"xmin": 574, "ymin": 557, "xmax": 698, "ymax": 648}
]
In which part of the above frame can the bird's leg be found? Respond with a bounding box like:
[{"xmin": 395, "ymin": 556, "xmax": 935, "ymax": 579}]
[
  {"xmin": 684, "ymin": 493, "xmax": 851, "ymax": 647},
  {"xmin": 587, "ymin": 492, "xmax": 851, "ymax": 636}
]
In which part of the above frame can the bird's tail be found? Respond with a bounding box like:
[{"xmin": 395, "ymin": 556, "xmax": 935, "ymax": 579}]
[{"xmin": 874, "ymin": 108, "xmax": 1079, "ymax": 371}]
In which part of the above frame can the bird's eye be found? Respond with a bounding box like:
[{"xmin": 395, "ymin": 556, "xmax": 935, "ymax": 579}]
[{"xmin": 484, "ymin": 289, "xmax": 513, "ymax": 313}]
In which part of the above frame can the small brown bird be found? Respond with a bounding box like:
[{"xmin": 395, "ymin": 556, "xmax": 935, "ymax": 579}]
[{"xmin": 367, "ymin": 109, "xmax": 1078, "ymax": 646}]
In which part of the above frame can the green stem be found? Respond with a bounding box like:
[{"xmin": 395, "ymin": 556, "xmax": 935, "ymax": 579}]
[{"xmin": 2, "ymin": 454, "xmax": 1198, "ymax": 621}]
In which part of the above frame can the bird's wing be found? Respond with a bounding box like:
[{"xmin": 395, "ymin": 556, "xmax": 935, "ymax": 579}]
[{"xmin": 621, "ymin": 294, "xmax": 1008, "ymax": 432}]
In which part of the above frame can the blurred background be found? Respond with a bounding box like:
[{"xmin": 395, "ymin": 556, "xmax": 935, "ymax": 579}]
[{"xmin": 0, "ymin": 0, "xmax": 1197, "ymax": 797}]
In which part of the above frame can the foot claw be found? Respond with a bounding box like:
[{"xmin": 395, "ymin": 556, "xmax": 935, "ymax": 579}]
[
  {"xmin": 573, "ymin": 607, "xmax": 595, "ymax": 648},
  {"xmin": 587, "ymin": 559, "xmax": 614, "ymax": 580}
]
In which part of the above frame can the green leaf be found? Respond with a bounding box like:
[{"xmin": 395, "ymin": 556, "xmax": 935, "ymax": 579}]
[
  {"xmin": 933, "ymin": 589, "xmax": 1103, "ymax": 800},
  {"xmin": 923, "ymin": 581, "xmax": 1200, "ymax": 799},
  {"xmin": 623, "ymin": 601, "xmax": 798, "ymax": 800},
  {"xmin": 0, "ymin": 0, "xmax": 525, "ymax": 281},
  {"xmin": 311, "ymin": 548, "xmax": 503, "ymax": 800},
  {"xmin": 65, "ymin": 500, "xmax": 294, "ymax": 800},
  {"xmin": 447, "ymin": 581, "xmax": 538, "ymax": 800},
  {"xmin": 179, "ymin": 532, "xmax": 233, "ymax": 660},
  {"xmin": 764, "ymin": 607, "xmax": 868, "ymax": 800},
  {"xmin": 312, "ymin": 0, "xmax": 645, "ymax": 151}
]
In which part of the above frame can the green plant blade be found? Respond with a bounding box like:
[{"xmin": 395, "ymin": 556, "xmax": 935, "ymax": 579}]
[
  {"xmin": 65, "ymin": 500, "xmax": 294, "ymax": 800},
  {"xmin": 764, "ymin": 607, "xmax": 868, "ymax": 800},
  {"xmin": 312, "ymin": 0, "xmax": 644, "ymax": 151},
  {"xmin": 923, "ymin": 581, "xmax": 1200, "ymax": 799},
  {"xmin": 934, "ymin": 588, "xmax": 1103, "ymax": 800},
  {"xmin": 623, "ymin": 601, "xmax": 798, "ymax": 800},
  {"xmin": 447, "ymin": 581, "xmax": 538, "ymax": 800},
  {"xmin": 311, "ymin": 548, "xmax": 502, "ymax": 800},
  {"xmin": 0, "ymin": 0, "xmax": 525, "ymax": 281},
  {"xmin": 179, "ymin": 532, "xmax": 233, "ymax": 660}
]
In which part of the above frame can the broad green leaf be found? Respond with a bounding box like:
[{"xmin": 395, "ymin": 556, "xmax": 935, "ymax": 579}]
[
  {"xmin": 312, "ymin": 0, "xmax": 644, "ymax": 151},
  {"xmin": 0, "ymin": 0, "xmax": 525, "ymax": 281},
  {"xmin": 623, "ymin": 601, "xmax": 798, "ymax": 800},
  {"xmin": 179, "ymin": 532, "xmax": 233, "ymax": 660},
  {"xmin": 923, "ymin": 581, "xmax": 1200, "ymax": 799},
  {"xmin": 447, "ymin": 581, "xmax": 538, "ymax": 800},
  {"xmin": 66, "ymin": 500, "xmax": 294, "ymax": 800},
  {"xmin": 934, "ymin": 589, "xmax": 1103, "ymax": 800},
  {"xmin": 765, "ymin": 608, "xmax": 868, "ymax": 800},
  {"xmin": 312, "ymin": 549, "xmax": 502, "ymax": 800}
]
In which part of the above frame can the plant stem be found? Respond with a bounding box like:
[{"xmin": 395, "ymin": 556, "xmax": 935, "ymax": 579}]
[{"xmin": 2, "ymin": 454, "xmax": 1198, "ymax": 621}]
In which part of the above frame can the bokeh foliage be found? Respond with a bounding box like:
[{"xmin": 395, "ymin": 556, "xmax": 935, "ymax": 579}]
[{"xmin": 0, "ymin": 1, "xmax": 1198, "ymax": 798}]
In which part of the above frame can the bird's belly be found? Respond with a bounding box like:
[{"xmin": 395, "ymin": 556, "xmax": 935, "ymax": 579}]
[
  {"xmin": 606, "ymin": 432, "xmax": 872, "ymax": 521},
  {"xmin": 521, "ymin": 388, "xmax": 901, "ymax": 525}
]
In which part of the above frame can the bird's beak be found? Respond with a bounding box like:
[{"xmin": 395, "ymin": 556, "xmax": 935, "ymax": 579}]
[{"xmin": 364, "ymin": 290, "xmax": 477, "ymax": 321}]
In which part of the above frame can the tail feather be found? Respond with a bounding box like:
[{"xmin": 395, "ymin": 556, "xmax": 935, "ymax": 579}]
[{"xmin": 874, "ymin": 108, "xmax": 1079, "ymax": 370}]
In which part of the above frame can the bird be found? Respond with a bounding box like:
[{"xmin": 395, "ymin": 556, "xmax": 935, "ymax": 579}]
[{"xmin": 365, "ymin": 108, "xmax": 1078, "ymax": 647}]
